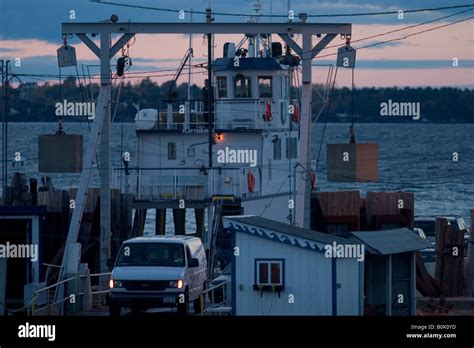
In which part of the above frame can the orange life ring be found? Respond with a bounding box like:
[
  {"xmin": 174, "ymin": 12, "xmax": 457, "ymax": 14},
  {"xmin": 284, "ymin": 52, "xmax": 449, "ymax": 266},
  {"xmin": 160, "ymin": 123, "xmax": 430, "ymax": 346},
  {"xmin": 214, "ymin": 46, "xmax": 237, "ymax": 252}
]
[
  {"xmin": 247, "ymin": 171, "xmax": 256, "ymax": 193},
  {"xmin": 309, "ymin": 171, "xmax": 316, "ymax": 190},
  {"xmin": 263, "ymin": 102, "xmax": 272, "ymax": 122},
  {"xmin": 292, "ymin": 103, "xmax": 300, "ymax": 122}
]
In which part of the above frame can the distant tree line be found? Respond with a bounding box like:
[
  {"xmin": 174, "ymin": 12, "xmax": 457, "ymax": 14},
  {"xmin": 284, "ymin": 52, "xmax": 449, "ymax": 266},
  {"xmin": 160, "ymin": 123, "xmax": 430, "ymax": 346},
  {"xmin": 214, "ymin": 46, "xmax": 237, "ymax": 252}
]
[
  {"xmin": 323, "ymin": 85, "xmax": 474, "ymax": 123},
  {"xmin": 1, "ymin": 76, "xmax": 473, "ymax": 123}
]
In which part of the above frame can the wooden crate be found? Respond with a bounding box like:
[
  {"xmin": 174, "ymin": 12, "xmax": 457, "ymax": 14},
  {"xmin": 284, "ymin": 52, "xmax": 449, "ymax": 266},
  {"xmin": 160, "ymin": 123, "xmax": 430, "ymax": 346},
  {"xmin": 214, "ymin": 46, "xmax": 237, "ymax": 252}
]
[
  {"xmin": 366, "ymin": 192, "xmax": 414, "ymax": 229},
  {"xmin": 38, "ymin": 134, "xmax": 83, "ymax": 173},
  {"xmin": 37, "ymin": 191, "xmax": 69, "ymax": 213},
  {"xmin": 327, "ymin": 143, "xmax": 378, "ymax": 182},
  {"xmin": 311, "ymin": 191, "xmax": 361, "ymax": 233},
  {"xmin": 435, "ymin": 218, "xmax": 465, "ymax": 296},
  {"xmin": 317, "ymin": 191, "xmax": 360, "ymax": 216}
]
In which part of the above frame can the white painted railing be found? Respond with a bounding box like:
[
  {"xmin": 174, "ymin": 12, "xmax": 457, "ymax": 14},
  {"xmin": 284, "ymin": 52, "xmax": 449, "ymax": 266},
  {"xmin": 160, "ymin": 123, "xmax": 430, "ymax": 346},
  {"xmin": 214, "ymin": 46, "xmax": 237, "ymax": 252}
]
[
  {"xmin": 113, "ymin": 167, "xmax": 258, "ymax": 201},
  {"xmin": 30, "ymin": 272, "xmax": 111, "ymax": 316}
]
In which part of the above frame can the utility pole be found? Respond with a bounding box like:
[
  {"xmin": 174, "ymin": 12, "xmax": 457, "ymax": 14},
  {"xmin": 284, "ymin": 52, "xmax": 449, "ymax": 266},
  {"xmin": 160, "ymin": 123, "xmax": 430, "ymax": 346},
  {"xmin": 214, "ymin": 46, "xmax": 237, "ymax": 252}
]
[
  {"xmin": 0, "ymin": 60, "xmax": 4, "ymax": 196},
  {"xmin": 206, "ymin": 7, "xmax": 213, "ymax": 169},
  {"xmin": 188, "ymin": 8, "xmax": 193, "ymax": 102},
  {"xmin": 99, "ymin": 33, "xmax": 112, "ymax": 287},
  {"xmin": 295, "ymin": 17, "xmax": 312, "ymax": 228}
]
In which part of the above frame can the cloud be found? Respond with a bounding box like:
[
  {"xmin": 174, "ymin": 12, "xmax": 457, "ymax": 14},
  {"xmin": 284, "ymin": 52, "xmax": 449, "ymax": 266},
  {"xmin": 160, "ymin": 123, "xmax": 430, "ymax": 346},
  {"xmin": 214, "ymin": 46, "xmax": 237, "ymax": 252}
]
[
  {"xmin": 302, "ymin": 1, "xmax": 385, "ymax": 11},
  {"xmin": 0, "ymin": 47, "xmax": 17, "ymax": 52},
  {"xmin": 314, "ymin": 59, "xmax": 474, "ymax": 69},
  {"xmin": 2, "ymin": 0, "xmax": 472, "ymax": 88},
  {"xmin": 1, "ymin": 0, "xmax": 470, "ymax": 43},
  {"xmin": 362, "ymin": 40, "xmax": 412, "ymax": 49},
  {"xmin": 132, "ymin": 57, "xmax": 189, "ymax": 63}
]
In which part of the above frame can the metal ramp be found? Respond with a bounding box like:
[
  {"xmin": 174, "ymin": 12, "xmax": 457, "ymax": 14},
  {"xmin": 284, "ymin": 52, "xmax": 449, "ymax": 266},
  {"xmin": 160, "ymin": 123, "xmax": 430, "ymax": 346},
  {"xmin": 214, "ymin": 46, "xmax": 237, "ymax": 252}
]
[{"xmin": 208, "ymin": 199, "xmax": 223, "ymax": 279}]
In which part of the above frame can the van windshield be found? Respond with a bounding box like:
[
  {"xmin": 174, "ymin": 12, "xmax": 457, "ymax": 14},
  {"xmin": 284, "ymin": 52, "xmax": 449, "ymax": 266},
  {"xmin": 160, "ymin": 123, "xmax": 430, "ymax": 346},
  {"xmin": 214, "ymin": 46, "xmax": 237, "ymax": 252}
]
[{"xmin": 116, "ymin": 243, "xmax": 185, "ymax": 267}]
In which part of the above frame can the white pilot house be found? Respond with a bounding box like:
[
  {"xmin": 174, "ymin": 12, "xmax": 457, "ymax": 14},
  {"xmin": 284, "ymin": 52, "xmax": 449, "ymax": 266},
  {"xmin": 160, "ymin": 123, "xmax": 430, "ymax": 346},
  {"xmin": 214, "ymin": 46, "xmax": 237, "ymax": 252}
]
[{"xmin": 119, "ymin": 34, "xmax": 305, "ymax": 264}]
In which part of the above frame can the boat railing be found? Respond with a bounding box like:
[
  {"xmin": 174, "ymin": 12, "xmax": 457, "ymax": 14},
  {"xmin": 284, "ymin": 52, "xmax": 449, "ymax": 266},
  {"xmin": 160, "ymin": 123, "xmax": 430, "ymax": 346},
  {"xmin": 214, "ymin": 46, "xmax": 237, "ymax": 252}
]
[
  {"xmin": 136, "ymin": 99, "xmax": 288, "ymax": 131},
  {"xmin": 30, "ymin": 272, "xmax": 111, "ymax": 316},
  {"xmin": 112, "ymin": 166, "xmax": 259, "ymax": 201},
  {"xmin": 214, "ymin": 99, "xmax": 290, "ymax": 130},
  {"xmin": 112, "ymin": 168, "xmax": 138, "ymax": 195},
  {"xmin": 113, "ymin": 167, "xmax": 208, "ymax": 200},
  {"xmin": 140, "ymin": 100, "xmax": 208, "ymax": 131},
  {"xmin": 214, "ymin": 99, "xmax": 264, "ymax": 129},
  {"xmin": 209, "ymin": 167, "xmax": 247, "ymax": 198},
  {"xmin": 196, "ymin": 279, "xmax": 232, "ymax": 315}
]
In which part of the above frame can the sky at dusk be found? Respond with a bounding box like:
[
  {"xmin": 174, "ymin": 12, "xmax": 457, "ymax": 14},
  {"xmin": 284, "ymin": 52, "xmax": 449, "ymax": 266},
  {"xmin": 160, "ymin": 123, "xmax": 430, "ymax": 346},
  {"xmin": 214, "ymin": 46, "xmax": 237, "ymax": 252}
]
[{"xmin": 0, "ymin": 0, "xmax": 473, "ymax": 88}]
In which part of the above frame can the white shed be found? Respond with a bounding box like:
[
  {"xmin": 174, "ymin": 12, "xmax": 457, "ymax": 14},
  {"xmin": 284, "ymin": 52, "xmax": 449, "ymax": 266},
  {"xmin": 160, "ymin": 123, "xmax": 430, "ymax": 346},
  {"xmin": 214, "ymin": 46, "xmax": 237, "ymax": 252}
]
[{"xmin": 222, "ymin": 216, "xmax": 364, "ymax": 316}]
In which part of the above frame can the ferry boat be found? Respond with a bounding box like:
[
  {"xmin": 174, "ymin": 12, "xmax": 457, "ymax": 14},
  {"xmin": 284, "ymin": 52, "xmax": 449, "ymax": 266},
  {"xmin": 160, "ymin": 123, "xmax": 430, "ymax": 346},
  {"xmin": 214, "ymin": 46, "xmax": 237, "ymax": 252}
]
[{"xmin": 114, "ymin": 31, "xmax": 307, "ymax": 270}]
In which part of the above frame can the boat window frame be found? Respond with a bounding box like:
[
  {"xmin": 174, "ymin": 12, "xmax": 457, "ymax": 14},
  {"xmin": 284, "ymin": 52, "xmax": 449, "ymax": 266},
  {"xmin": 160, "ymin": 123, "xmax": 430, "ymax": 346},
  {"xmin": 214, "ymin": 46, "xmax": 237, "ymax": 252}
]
[
  {"xmin": 272, "ymin": 136, "xmax": 282, "ymax": 161},
  {"xmin": 168, "ymin": 142, "xmax": 177, "ymax": 160},
  {"xmin": 258, "ymin": 76, "xmax": 273, "ymax": 98},
  {"xmin": 279, "ymin": 75, "xmax": 288, "ymax": 100},
  {"xmin": 216, "ymin": 76, "xmax": 228, "ymax": 99},
  {"xmin": 233, "ymin": 74, "xmax": 252, "ymax": 99},
  {"xmin": 286, "ymin": 137, "xmax": 297, "ymax": 159}
]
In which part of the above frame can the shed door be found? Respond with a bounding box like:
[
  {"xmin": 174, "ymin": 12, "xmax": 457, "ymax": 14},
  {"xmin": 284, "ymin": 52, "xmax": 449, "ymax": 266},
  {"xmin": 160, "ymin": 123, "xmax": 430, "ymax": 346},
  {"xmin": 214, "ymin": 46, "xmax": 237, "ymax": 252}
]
[{"xmin": 336, "ymin": 258, "xmax": 361, "ymax": 315}]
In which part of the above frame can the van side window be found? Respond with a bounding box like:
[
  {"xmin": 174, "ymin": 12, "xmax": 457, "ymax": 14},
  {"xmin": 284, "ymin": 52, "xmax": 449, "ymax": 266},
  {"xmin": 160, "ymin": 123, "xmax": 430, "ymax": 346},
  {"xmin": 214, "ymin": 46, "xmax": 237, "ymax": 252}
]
[
  {"xmin": 186, "ymin": 246, "xmax": 192, "ymax": 264},
  {"xmin": 189, "ymin": 239, "xmax": 198, "ymax": 255}
]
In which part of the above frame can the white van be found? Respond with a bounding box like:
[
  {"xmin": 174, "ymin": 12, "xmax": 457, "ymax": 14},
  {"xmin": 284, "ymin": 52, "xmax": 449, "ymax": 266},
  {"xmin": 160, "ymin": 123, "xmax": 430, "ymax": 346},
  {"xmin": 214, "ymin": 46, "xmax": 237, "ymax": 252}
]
[{"xmin": 108, "ymin": 235, "xmax": 207, "ymax": 316}]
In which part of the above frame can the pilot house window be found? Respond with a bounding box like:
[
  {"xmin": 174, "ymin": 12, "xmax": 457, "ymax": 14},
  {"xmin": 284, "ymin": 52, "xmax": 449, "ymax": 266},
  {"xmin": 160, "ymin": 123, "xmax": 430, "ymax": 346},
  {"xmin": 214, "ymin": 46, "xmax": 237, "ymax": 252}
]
[
  {"xmin": 258, "ymin": 76, "xmax": 272, "ymax": 98},
  {"xmin": 217, "ymin": 76, "xmax": 228, "ymax": 98},
  {"xmin": 234, "ymin": 75, "xmax": 251, "ymax": 98}
]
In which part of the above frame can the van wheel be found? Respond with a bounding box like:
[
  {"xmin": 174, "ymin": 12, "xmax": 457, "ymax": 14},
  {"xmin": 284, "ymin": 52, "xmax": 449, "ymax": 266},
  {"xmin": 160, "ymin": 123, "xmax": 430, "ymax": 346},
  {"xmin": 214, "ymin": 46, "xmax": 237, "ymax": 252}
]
[
  {"xmin": 177, "ymin": 289, "xmax": 189, "ymax": 316},
  {"xmin": 109, "ymin": 305, "xmax": 121, "ymax": 317}
]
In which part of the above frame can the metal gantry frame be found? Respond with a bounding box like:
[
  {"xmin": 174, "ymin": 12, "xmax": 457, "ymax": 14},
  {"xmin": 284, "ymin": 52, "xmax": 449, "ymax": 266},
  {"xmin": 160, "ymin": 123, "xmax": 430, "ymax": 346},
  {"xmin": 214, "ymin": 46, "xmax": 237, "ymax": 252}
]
[{"xmin": 59, "ymin": 20, "xmax": 352, "ymax": 284}]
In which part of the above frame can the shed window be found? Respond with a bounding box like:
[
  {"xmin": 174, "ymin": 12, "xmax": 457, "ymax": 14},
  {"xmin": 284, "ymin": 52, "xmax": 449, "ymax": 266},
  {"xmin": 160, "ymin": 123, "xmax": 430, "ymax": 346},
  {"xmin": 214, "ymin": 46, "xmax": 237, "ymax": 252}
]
[
  {"xmin": 258, "ymin": 76, "xmax": 272, "ymax": 98},
  {"xmin": 234, "ymin": 75, "xmax": 251, "ymax": 98},
  {"xmin": 217, "ymin": 76, "xmax": 228, "ymax": 98},
  {"xmin": 168, "ymin": 142, "xmax": 176, "ymax": 160},
  {"xmin": 255, "ymin": 259, "xmax": 284, "ymax": 287}
]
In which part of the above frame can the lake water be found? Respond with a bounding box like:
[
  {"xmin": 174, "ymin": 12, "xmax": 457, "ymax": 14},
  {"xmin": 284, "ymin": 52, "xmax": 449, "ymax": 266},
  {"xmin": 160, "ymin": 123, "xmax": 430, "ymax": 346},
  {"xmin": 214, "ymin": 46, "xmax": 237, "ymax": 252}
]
[{"xmin": 1, "ymin": 122, "xmax": 473, "ymax": 232}]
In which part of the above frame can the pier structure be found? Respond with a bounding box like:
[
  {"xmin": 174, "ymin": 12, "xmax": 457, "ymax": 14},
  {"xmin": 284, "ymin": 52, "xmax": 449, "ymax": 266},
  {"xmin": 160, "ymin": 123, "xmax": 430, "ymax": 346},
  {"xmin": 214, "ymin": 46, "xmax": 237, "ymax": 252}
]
[{"xmin": 57, "ymin": 19, "xmax": 351, "ymax": 295}]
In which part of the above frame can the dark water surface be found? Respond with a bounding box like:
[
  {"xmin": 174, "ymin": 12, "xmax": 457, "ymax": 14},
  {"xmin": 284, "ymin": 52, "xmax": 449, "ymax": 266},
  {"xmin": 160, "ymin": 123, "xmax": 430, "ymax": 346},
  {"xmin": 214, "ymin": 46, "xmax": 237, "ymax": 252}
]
[{"xmin": 2, "ymin": 122, "xmax": 473, "ymax": 231}]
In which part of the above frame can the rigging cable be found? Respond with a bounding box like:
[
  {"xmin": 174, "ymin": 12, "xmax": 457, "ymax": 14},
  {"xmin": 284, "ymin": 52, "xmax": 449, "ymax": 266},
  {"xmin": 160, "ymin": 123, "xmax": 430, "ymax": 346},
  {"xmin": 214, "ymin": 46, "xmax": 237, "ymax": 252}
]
[
  {"xmin": 16, "ymin": 10, "xmax": 472, "ymax": 82},
  {"xmin": 90, "ymin": 1, "xmax": 474, "ymax": 18},
  {"xmin": 313, "ymin": 15, "xmax": 474, "ymax": 60},
  {"xmin": 350, "ymin": 65, "xmax": 356, "ymax": 144},
  {"xmin": 56, "ymin": 38, "xmax": 65, "ymax": 135},
  {"xmin": 315, "ymin": 66, "xmax": 338, "ymax": 173}
]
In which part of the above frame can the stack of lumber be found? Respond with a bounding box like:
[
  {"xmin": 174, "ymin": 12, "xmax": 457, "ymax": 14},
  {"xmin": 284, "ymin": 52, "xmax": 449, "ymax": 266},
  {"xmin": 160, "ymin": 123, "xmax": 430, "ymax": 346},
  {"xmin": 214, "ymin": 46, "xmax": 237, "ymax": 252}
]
[{"xmin": 435, "ymin": 218, "xmax": 465, "ymax": 296}]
